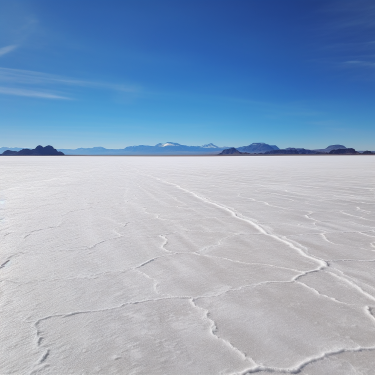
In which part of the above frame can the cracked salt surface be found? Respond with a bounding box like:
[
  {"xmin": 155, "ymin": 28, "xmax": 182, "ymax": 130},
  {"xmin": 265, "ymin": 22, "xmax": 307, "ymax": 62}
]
[{"xmin": 1, "ymin": 156, "xmax": 375, "ymax": 374}]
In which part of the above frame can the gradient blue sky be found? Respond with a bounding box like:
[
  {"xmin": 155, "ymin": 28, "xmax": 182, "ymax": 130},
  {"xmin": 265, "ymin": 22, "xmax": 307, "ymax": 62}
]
[{"xmin": 0, "ymin": 0, "xmax": 374, "ymax": 149}]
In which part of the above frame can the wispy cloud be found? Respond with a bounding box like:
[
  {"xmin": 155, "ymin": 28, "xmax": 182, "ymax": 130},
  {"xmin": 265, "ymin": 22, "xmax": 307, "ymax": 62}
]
[
  {"xmin": 0, "ymin": 67, "xmax": 138, "ymax": 92},
  {"xmin": 0, "ymin": 45, "xmax": 18, "ymax": 57},
  {"xmin": 344, "ymin": 60, "xmax": 375, "ymax": 68},
  {"xmin": 0, "ymin": 67, "xmax": 140, "ymax": 100},
  {"xmin": 0, "ymin": 87, "xmax": 70, "ymax": 99},
  {"xmin": 316, "ymin": 1, "xmax": 375, "ymax": 73},
  {"xmin": 322, "ymin": 0, "xmax": 375, "ymax": 31}
]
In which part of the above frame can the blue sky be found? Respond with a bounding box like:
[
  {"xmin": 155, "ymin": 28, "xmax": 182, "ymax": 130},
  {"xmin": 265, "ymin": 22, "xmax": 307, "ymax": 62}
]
[{"xmin": 0, "ymin": 0, "xmax": 374, "ymax": 149}]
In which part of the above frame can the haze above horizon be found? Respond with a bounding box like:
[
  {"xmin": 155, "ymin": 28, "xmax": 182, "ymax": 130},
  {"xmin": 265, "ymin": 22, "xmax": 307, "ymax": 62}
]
[{"xmin": 0, "ymin": 0, "xmax": 374, "ymax": 149}]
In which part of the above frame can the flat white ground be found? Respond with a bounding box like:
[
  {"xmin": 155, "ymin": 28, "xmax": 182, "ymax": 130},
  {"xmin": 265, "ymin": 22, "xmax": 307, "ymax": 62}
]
[{"xmin": 1, "ymin": 156, "xmax": 375, "ymax": 375}]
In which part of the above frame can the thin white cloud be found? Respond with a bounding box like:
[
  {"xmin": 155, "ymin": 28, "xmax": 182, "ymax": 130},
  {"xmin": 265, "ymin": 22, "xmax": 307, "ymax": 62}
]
[
  {"xmin": 0, "ymin": 45, "xmax": 18, "ymax": 57},
  {"xmin": 344, "ymin": 60, "xmax": 375, "ymax": 68},
  {"xmin": 0, "ymin": 86, "xmax": 70, "ymax": 99},
  {"xmin": 317, "ymin": 1, "xmax": 375, "ymax": 73},
  {"xmin": 0, "ymin": 67, "xmax": 139, "ymax": 92},
  {"xmin": 322, "ymin": 0, "xmax": 375, "ymax": 30},
  {"xmin": 0, "ymin": 67, "xmax": 140, "ymax": 100}
]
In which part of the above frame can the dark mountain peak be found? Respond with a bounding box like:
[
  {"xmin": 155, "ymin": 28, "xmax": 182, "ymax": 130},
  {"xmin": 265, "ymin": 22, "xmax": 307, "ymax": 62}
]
[
  {"xmin": 219, "ymin": 148, "xmax": 245, "ymax": 155},
  {"xmin": 237, "ymin": 143, "xmax": 279, "ymax": 154},
  {"xmin": 314, "ymin": 145, "xmax": 347, "ymax": 153},
  {"xmin": 327, "ymin": 144, "xmax": 346, "ymax": 149},
  {"xmin": 329, "ymin": 148, "xmax": 358, "ymax": 154},
  {"xmin": 34, "ymin": 145, "xmax": 64, "ymax": 155},
  {"xmin": 2, "ymin": 145, "xmax": 64, "ymax": 156},
  {"xmin": 265, "ymin": 148, "xmax": 321, "ymax": 155},
  {"xmin": 202, "ymin": 143, "xmax": 218, "ymax": 148},
  {"xmin": 2, "ymin": 150, "xmax": 19, "ymax": 155},
  {"xmin": 265, "ymin": 148, "xmax": 300, "ymax": 155}
]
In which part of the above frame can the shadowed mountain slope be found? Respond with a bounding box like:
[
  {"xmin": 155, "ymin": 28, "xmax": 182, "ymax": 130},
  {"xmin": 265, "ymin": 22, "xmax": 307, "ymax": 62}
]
[
  {"xmin": 237, "ymin": 143, "xmax": 279, "ymax": 153},
  {"xmin": 2, "ymin": 145, "xmax": 64, "ymax": 156},
  {"xmin": 314, "ymin": 145, "xmax": 346, "ymax": 153},
  {"xmin": 218, "ymin": 148, "xmax": 246, "ymax": 155},
  {"xmin": 329, "ymin": 148, "xmax": 358, "ymax": 154}
]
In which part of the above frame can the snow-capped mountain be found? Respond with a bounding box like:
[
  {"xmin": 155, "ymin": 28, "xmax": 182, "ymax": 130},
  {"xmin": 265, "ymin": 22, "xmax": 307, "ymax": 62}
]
[
  {"xmin": 202, "ymin": 143, "xmax": 219, "ymax": 148},
  {"xmin": 57, "ymin": 142, "xmax": 228, "ymax": 155},
  {"xmin": 155, "ymin": 142, "xmax": 219, "ymax": 148},
  {"xmin": 155, "ymin": 142, "xmax": 182, "ymax": 147}
]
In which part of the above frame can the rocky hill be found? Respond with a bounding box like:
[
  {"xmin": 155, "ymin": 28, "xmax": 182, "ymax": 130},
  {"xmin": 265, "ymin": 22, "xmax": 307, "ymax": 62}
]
[
  {"xmin": 329, "ymin": 148, "xmax": 358, "ymax": 155},
  {"xmin": 265, "ymin": 148, "xmax": 321, "ymax": 155},
  {"xmin": 2, "ymin": 145, "xmax": 64, "ymax": 156},
  {"xmin": 237, "ymin": 143, "xmax": 279, "ymax": 153},
  {"xmin": 218, "ymin": 148, "xmax": 246, "ymax": 155},
  {"xmin": 314, "ymin": 145, "xmax": 346, "ymax": 153}
]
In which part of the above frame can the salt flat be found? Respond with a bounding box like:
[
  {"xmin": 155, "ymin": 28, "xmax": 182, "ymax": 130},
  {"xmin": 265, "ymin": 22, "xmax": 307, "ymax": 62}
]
[{"xmin": 1, "ymin": 155, "xmax": 375, "ymax": 375}]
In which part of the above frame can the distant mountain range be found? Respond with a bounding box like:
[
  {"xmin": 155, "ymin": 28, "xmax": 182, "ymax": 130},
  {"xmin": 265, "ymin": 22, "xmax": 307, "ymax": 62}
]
[
  {"xmin": 313, "ymin": 145, "xmax": 347, "ymax": 153},
  {"xmin": 219, "ymin": 144, "xmax": 351, "ymax": 156},
  {"xmin": 1, "ymin": 143, "xmax": 373, "ymax": 156},
  {"xmin": 57, "ymin": 142, "xmax": 228, "ymax": 155},
  {"xmin": 56, "ymin": 142, "xmax": 300, "ymax": 155},
  {"xmin": 219, "ymin": 144, "xmax": 374, "ymax": 156},
  {"xmin": 263, "ymin": 145, "xmax": 347, "ymax": 155}
]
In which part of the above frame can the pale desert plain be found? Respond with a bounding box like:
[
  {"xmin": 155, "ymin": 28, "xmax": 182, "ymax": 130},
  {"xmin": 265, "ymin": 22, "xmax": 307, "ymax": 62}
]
[{"xmin": 1, "ymin": 155, "xmax": 375, "ymax": 375}]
